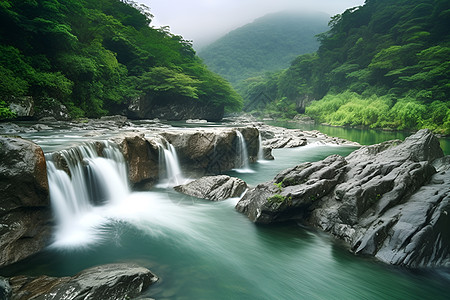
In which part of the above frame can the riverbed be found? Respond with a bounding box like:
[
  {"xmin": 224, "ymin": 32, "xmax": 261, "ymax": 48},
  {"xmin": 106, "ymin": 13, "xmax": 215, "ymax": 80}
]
[{"xmin": 1, "ymin": 121, "xmax": 449, "ymax": 299}]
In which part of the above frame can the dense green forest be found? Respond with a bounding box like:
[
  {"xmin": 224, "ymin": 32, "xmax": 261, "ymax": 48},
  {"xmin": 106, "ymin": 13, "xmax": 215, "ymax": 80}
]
[
  {"xmin": 0, "ymin": 0, "xmax": 242, "ymax": 120},
  {"xmin": 241, "ymin": 0, "xmax": 450, "ymax": 134},
  {"xmin": 199, "ymin": 11, "xmax": 329, "ymax": 86}
]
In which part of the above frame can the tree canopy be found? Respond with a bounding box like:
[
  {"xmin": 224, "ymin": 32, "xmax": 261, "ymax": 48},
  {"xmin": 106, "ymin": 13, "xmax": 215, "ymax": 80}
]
[
  {"xmin": 240, "ymin": 0, "xmax": 449, "ymax": 134},
  {"xmin": 0, "ymin": 0, "xmax": 242, "ymax": 119}
]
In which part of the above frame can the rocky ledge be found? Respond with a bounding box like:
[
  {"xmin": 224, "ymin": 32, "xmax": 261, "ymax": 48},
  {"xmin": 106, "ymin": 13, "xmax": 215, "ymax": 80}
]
[
  {"xmin": 175, "ymin": 175, "xmax": 247, "ymax": 201},
  {"xmin": 236, "ymin": 129, "xmax": 449, "ymax": 268},
  {"xmin": 3, "ymin": 263, "xmax": 158, "ymax": 300}
]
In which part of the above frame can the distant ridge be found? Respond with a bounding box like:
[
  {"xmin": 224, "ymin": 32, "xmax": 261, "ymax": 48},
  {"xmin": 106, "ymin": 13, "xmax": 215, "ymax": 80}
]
[{"xmin": 198, "ymin": 11, "xmax": 330, "ymax": 85}]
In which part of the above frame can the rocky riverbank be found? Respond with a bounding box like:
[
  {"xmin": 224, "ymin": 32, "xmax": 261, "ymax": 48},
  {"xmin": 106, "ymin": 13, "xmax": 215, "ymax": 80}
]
[{"xmin": 236, "ymin": 129, "xmax": 449, "ymax": 268}]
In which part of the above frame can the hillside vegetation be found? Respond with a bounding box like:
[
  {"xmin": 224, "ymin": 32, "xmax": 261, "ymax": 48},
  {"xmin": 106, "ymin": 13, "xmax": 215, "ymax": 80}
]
[
  {"xmin": 0, "ymin": 0, "xmax": 242, "ymax": 120},
  {"xmin": 198, "ymin": 11, "xmax": 329, "ymax": 86},
  {"xmin": 241, "ymin": 0, "xmax": 450, "ymax": 134}
]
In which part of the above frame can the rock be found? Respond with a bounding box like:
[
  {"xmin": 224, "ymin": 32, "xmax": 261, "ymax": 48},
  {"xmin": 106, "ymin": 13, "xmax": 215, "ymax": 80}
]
[
  {"xmin": 127, "ymin": 95, "xmax": 224, "ymax": 121},
  {"xmin": 34, "ymin": 98, "xmax": 70, "ymax": 121},
  {"xmin": 160, "ymin": 127, "xmax": 260, "ymax": 175},
  {"xmin": 9, "ymin": 263, "xmax": 158, "ymax": 300},
  {"xmin": 175, "ymin": 175, "xmax": 247, "ymax": 201},
  {"xmin": 114, "ymin": 134, "xmax": 160, "ymax": 189},
  {"xmin": 236, "ymin": 129, "xmax": 449, "ymax": 267},
  {"xmin": 100, "ymin": 115, "xmax": 128, "ymax": 127},
  {"xmin": 0, "ymin": 277, "xmax": 12, "ymax": 300},
  {"xmin": 8, "ymin": 96, "xmax": 34, "ymax": 119},
  {"xmin": 0, "ymin": 137, "xmax": 51, "ymax": 267}
]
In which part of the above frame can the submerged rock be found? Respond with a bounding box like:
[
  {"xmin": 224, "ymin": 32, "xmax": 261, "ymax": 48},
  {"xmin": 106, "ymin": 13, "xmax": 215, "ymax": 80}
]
[
  {"xmin": 0, "ymin": 137, "xmax": 51, "ymax": 267},
  {"xmin": 175, "ymin": 175, "xmax": 247, "ymax": 201},
  {"xmin": 9, "ymin": 263, "xmax": 158, "ymax": 300},
  {"xmin": 236, "ymin": 129, "xmax": 449, "ymax": 267}
]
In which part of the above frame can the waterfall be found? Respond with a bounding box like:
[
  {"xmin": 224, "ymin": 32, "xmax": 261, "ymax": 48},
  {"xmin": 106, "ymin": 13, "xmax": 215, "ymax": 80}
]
[
  {"xmin": 234, "ymin": 130, "xmax": 253, "ymax": 173},
  {"xmin": 257, "ymin": 133, "xmax": 265, "ymax": 162},
  {"xmin": 157, "ymin": 140, "xmax": 186, "ymax": 187},
  {"xmin": 46, "ymin": 141, "xmax": 129, "ymax": 247}
]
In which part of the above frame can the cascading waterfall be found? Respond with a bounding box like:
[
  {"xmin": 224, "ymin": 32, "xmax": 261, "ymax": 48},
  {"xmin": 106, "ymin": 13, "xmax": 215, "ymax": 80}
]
[
  {"xmin": 46, "ymin": 141, "xmax": 130, "ymax": 247},
  {"xmin": 234, "ymin": 130, "xmax": 253, "ymax": 173},
  {"xmin": 257, "ymin": 133, "xmax": 265, "ymax": 162},
  {"xmin": 157, "ymin": 140, "xmax": 186, "ymax": 187}
]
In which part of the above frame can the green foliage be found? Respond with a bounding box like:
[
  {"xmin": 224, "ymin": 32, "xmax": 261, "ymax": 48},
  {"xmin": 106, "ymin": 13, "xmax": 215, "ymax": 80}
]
[
  {"xmin": 267, "ymin": 194, "xmax": 286, "ymax": 204},
  {"xmin": 0, "ymin": 101, "xmax": 16, "ymax": 120},
  {"xmin": 0, "ymin": 0, "xmax": 241, "ymax": 118},
  {"xmin": 199, "ymin": 11, "xmax": 329, "ymax": 86},
  {"xmin": 239, "ymin": 0, "xmax": 450, "ymax": 134},
  {"xmin": 306, "ymin": 92, "xmax": 450, "ymax": 134}
]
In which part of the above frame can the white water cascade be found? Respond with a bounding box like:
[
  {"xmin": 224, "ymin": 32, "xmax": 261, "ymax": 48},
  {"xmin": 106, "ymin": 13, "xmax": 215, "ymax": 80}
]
[
  {"xmin": 157, "ymin": 141, "xmax": 186, "ymax": 187},
  {"xmin": 234, "ymin": 130, "xmax": 254, "ymax": 173},
  {"xmin": 46, "ymin": 142, "xmax": 130, "ymax": 247},
  {"xmin": 257, "ymin": 133, "xmax": 265, "ymax": 162}
]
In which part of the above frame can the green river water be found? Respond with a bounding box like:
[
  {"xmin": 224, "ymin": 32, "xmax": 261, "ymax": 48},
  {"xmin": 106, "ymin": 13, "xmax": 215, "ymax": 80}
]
[{"xmin": 1, "ymin": 122, "xmax": 449, "ymax": 299}]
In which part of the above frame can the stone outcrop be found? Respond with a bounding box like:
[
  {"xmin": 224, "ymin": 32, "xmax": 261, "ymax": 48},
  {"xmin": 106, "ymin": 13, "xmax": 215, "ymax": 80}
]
[
  {"xmin": 160, "ymin": 127, "xmax": 260, "ymax": 175},
  {"xmin": 114, "ymin": 133, "xmax": 160, "ymax": 189},
  {"xmin": 127, "ymin": 95, "xmax": 224, "ymax": 121},
  {"xmin": 236, "ymin": 130, "xmax": 449, "ymax": 267},
  {"xmin": 8, "ymin": 263, "xmax": 158, "ymax": 300},
  {"xmin": 259, "ymin": 125, "xmax": 360, "ymax": 149},
  {"xmin": 0, "ymin": 137, "xmax": 52, "ymax": 267},
  {"xmin": 8, "ymin": 96, "xmax": 34, "ymax": 119},
  {"xmin": 174, "ymin": 175, "xmax": 247, "ymax": 201}
]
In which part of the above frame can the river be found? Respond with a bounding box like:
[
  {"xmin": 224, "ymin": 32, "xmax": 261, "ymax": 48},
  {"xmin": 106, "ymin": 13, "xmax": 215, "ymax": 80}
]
[{"xmin": 1, "ymin": 121, "xmax": 449, "ymax": 299}]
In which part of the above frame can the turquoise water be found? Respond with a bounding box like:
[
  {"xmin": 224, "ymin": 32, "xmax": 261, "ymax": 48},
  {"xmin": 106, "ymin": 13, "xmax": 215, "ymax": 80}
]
[
  {"xmin": 1, "ymin": 141, "xmax": 449, "ymax": 299},
  {"xmin": 266, "ymin": 121, "xmax": 450, "ymax": 155}
]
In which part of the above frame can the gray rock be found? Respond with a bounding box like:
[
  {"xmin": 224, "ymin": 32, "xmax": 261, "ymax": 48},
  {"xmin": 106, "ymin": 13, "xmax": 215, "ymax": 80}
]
[
  {"xmin": 9, "ymin": 263, "xmax": 158, "ymax": 300},
  {"xmin": 236, "ymin": 129, "xmax": 449, "ymax": 267},
  {"xmin": 0, "ymin": 276, "xmax": 12, "ymax": 300},
  {"xmin": 175, "ymin": 175, "xmax": 247, "ymax": 201},
  {"xmin": 160, "ymin": 127, "xmax": 260, "ymax": 175},
  {"xmin": 8, "ymin": 96, "xmax": 34, "ymax": 118},
  {"xmin": 0, "ymin": 137, "xmax": 51, "ymax": 267}
]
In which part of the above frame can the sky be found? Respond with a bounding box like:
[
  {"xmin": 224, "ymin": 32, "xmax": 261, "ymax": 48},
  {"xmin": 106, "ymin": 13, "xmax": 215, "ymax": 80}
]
[{"xmin": 139, "ymin": 0, "xmax": 365, "ymax": 49}]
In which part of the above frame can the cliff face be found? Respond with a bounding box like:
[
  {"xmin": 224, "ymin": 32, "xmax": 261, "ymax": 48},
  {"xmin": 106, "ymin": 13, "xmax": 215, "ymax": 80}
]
[{"xmin": 236, "ymin": 130, "xmax": 450, "ymax": 268}]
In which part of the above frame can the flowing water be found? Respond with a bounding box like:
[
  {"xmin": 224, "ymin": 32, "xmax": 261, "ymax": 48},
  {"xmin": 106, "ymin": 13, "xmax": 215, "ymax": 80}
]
[{"xmin": 1, "ymin": 123, "xmax": 449, "ymax": 299}]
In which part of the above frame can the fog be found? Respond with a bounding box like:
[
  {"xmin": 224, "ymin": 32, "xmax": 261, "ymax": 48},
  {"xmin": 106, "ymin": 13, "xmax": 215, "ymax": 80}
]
[{"xmin": 139, "ymin": 0, "xmax": 365, "ymax": 49}]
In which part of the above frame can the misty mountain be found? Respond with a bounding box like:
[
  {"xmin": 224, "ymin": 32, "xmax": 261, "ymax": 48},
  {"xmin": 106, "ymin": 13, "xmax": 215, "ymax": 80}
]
[{"xmin": 198, "ymin": 11, "xmax": 330, "ymax": 85}]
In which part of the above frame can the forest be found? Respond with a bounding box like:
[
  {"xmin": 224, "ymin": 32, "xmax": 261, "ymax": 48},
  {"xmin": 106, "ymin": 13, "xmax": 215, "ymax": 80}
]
[
  {"xmin": 199, "ymin": 11, "xmax": 329, "ymax": 86},
  {"xmin": 0, "ymin": 0, "xmax": 242, "ymax": 119},
  {"xmin": 240, "ymin": 0, "xmax": 450, "ymax": 134}
]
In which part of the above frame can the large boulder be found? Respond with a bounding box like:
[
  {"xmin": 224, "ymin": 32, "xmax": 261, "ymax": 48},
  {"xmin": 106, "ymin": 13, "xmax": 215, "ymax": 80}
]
[
  {"xmin": 160, "ymin": 127, "xmax": 260, "ymax": 175},
  {"xmin": 114, "ymin": 134, "xmax": 160, "ymax": 189},
  {"xmin": 0, "ymin": 137, "xmax": 51, "ymax": 267},
  {"xmin": 174, "ymin": 175, "xmax": 247, "ymax": 201},
  {"xmin": 9, "ymin": 263, "xmax": 158, "ymax": 300},
  {"xmin": 236, "ymin": 129, "xmax": 449, "ymax": 267}
]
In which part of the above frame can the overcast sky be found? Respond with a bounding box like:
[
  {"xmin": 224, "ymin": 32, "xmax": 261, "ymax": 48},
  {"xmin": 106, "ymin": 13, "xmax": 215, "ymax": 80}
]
[{"xmin": 139, "ymin": 0, "xmax": 365, "ymax": 49}]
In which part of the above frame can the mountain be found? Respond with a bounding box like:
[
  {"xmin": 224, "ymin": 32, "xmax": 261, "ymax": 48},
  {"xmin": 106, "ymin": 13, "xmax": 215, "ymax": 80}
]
[
  {"xmin": 198, "ymin": 11, "xmax": 330, "ymax": 86},
  {"xmin": 0, "ymin": 0, "xmax": 242, "ymax": 121},
  {"xmin": 240, "ymin": 0, "xmax": 450, "ymax": 134}
]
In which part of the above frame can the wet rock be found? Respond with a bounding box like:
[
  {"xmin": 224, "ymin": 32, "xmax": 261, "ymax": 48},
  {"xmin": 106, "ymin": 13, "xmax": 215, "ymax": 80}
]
[
  {"xmin": 160, "ymin": 127, "xmax": 260, "ymax": 175},
  {"xmin": 175, "ymin": 175, "xmax": 247, "ymax": 201},
  {"xmin": 9, "ymin": 263, "xmax": 158, "ymax": 300},
  {"xmin": 236, "ymin": 129, "xmax": 449, "ymax": 267},
  {"xmin": 0, "ymin": 137, "xmax": 51, "ymax": 267},
  {"xmin": 0, "ymin": 276, "xmax": 12, "ymax": 300},
  {"xmin": 115, "ymin": 134, "xmax": 160, "ymax": 189}
]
